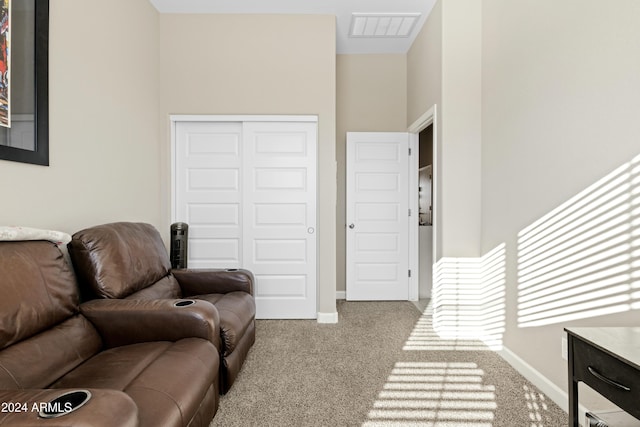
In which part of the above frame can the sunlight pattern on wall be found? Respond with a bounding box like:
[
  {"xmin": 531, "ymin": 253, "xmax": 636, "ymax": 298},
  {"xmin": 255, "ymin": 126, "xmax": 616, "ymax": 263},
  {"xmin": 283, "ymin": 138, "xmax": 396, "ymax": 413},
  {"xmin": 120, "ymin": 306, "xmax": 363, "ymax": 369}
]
[
  {"xmin": 363, "ymin": 362, "xmax": 497, "ymax": 427},
  {"xmin": 517, "ymin": 154, "xmax": 640, "ymax": 327},
  {"xmin": 431, "ymin": 244, "xmax": 506, "ymax": 349}
]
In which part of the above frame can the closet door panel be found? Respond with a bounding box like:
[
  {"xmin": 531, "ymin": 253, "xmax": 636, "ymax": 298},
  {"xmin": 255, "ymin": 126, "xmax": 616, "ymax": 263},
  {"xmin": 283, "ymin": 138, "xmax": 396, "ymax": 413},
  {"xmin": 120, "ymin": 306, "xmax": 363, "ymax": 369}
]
[
  {"xmin": 174, "ymin": 119, "xmax": 318, "ymax": 319},
  {"xmin": 175, "ymin": 122, "xmax": 243, "ymax": 268},
  {"xmin": 242, "ymin": 121, "xmax": 317, "ymax": 319}
]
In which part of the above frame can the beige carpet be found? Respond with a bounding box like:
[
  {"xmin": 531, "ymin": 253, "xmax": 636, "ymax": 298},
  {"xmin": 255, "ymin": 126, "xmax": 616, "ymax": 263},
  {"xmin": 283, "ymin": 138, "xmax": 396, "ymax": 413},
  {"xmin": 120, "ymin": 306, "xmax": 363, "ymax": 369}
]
[{"xmin": 211, "ymin": 300, "xmax": 567, "ymax": 426}]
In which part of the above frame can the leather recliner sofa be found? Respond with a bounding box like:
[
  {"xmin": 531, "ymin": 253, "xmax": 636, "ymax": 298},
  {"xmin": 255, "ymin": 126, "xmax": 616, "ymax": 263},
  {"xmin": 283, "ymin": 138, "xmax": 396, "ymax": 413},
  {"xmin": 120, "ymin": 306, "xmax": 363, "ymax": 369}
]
[
  {"xmin": 67, "ymin": 222, "xmax": 256, "ymax": 393},
  {"xmin": 0, "ymin": 240, "xmax": 220, "ymax": 426}
]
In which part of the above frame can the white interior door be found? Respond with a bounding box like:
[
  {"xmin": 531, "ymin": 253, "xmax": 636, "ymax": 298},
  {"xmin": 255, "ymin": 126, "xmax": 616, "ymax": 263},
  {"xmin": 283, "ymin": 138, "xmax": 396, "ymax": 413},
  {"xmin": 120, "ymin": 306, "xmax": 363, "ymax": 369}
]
[
  {"xmin": 242, "ymin": 122, "xmax": 317, "ymax": 319},
  {"xmin": 174, "ymin": 118, "xmax": 317, "ymax": 319},
  {"xmin": 346, "ymin": 132, "xmax": 410, "ymax": 300},
  {"xmin": 175, "ymin": 122, "xmax": 243, "ymax": 269}
]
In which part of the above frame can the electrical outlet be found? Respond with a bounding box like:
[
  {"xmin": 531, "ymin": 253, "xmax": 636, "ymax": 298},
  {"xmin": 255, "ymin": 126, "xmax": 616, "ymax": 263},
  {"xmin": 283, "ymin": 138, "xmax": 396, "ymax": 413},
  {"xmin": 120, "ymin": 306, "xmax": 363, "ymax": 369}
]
[{"xmin": 561, "ymin": 336, "xmax": 568, "ymax": 360}]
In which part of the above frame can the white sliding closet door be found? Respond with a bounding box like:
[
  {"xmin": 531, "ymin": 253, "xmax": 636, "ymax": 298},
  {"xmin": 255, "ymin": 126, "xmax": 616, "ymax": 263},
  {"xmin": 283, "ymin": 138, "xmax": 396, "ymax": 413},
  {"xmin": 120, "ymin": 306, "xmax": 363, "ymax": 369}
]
[
  {"xmin": 174, "ymin": 119, "xmax": 317, "ymax": 319},
  {"xmin": 242, "ymin": 122, "xmax": 317, "ymax": 319},
  {"xmin": 175, "ymin": 122, "xmax": 244, "ymax": 269}
]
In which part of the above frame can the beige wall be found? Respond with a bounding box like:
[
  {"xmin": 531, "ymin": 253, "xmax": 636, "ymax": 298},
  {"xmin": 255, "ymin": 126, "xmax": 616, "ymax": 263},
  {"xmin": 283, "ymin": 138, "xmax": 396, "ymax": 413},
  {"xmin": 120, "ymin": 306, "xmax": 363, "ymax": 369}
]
[
  {"xmin": 407, "ymin": 2, "xmax": 443, "ymax": 259},
  {"xmin": 157, "ymin": 14, "xmax": 337, "ymax": 315},
  {"xmin": 336, "ymin": 54, "xmax": 407, "ymax": 293},
  {"xmin": 407, "ymin": 0, "xmax": 483, "ymax": 261},
  {"xmin": 440, "ymin": 0, "xmax": 482, "ymax": 257},
  {"xmin": 409, "ymin": 0, "xmax": 640, "ymax": 411},
  {"xmin": 0, "ymin": 0, "xmax": 160, "ymax": 233},
  {"xmin": 407, "ymin": 0, "xmax": 441, "ymax": 128},
  {"xmin": 481, "ymin": 0, "xmax": 640, "ymax": 409}
]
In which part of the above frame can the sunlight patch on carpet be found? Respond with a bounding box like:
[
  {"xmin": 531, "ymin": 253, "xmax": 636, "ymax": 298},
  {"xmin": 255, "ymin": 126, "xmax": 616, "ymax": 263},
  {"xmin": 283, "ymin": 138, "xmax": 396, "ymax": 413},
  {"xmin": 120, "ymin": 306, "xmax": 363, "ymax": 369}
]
[
  {"xmin": 403, "ymin": 305, "xmax": 493, "ymax": 351},
  {"xmin": 364, "ymin": 362, "xmax": 496, "ymax": 426}
]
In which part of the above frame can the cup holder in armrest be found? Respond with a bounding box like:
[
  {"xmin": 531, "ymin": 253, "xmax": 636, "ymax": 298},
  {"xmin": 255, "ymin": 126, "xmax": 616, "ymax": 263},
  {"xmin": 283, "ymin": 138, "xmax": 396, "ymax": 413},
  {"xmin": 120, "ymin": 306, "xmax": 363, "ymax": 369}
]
[
  {"xmin": 174, "ymin": 299, "xmax": 196, "ymax": 307},
  {"xmin": 38, "ymin": 390, "xmax": 92, "ymax": 419}
]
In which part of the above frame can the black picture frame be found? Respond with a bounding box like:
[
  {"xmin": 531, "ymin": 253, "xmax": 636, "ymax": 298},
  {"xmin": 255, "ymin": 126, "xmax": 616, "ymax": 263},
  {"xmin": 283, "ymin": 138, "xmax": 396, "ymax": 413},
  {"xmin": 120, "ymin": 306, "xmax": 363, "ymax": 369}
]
[{"xmin": 0, "ymin": 0, "xmax": 48, "ymax": 166}]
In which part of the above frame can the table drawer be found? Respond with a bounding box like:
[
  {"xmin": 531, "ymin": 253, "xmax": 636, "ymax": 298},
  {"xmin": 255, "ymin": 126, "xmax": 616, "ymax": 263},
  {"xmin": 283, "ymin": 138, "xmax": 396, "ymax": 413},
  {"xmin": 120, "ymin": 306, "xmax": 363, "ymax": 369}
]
[{"xmin": 573, "ymin": 337, "xmax": 640, "ymax": 419}]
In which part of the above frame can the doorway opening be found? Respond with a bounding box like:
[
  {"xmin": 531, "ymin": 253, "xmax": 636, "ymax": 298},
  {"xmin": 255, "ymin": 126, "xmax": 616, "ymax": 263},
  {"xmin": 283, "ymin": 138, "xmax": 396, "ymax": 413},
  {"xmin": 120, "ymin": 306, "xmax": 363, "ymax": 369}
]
[
  {"xmin": 418, "ymin": 125, "xmax": 434, "ymax": 302},
  {"xmin": 344, "ymin": 106, "xmax": 437, "ymax": 304},
  {"xmin": 408, "ymin": 105, "xmax": 437, "ymax": 310}
]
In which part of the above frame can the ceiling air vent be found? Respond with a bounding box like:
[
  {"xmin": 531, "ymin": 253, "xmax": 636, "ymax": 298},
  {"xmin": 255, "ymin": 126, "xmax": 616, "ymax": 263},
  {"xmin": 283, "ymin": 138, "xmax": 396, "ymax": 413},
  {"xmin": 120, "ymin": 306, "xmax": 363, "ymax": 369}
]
[{"xmin": 349, "ymin": 13, "xmax": 421, "ymax": 38}]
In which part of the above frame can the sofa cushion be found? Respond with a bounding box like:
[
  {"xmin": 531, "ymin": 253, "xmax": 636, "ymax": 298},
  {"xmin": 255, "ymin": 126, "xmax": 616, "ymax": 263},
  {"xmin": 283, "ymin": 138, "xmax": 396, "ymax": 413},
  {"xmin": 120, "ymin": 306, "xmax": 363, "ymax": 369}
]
[
  {"xmin": 69, "ymin": 222, "xmax": 174, "ymax": 299},
  {"xmin": 52, "ymin": 338, "xmax": 218, "ymax": 427},
  {"xmin": 0, "ymin": 238, "xmax": 220, "ymax": 426},
  {"xmin": 125, "ymin": 275, "xmax": 182, "ymax": 300},
  {"xmin": 0, "ymin": 241, "xmax": 79, "ymax": 349},
  {"xmin": 0, "ymin": 241, "xmax": 117, "ymax": 391},
  {"xmin": 192, "ymin": 292, "xmax": 255, "ymax": 356},
  {"xmin": 0, "ymin": 315, "xmax": 102, "ymax": 389}
]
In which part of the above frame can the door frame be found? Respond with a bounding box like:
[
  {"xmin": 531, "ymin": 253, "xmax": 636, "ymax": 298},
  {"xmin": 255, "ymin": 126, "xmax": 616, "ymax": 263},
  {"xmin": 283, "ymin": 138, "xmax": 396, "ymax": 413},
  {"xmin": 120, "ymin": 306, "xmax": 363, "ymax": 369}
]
[
  {"xmin": 170, "ymin": 114, "xmax": 319, "ymax": 317},
  {"xmin": 408, "ymin": 105, "xmax": 438, "ymax": 301}
]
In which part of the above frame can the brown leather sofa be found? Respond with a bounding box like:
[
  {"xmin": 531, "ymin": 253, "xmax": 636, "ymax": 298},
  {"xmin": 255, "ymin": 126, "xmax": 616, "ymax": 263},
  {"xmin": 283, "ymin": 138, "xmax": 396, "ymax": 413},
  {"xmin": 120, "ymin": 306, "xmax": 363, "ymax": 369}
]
[
  {"xmin": 0, "ymin": 240, "xmax": 220, "ymax": 426},
  {"xmin": 67, "ymin": 222, "xmax": 256, "ymax": 393}
]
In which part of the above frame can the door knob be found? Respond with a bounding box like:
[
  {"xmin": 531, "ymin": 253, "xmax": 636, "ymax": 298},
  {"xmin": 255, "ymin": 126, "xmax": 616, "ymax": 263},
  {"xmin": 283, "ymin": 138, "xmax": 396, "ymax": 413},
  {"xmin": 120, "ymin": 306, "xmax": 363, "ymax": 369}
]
[{"xmin": 348, "ymin": 223, "xmax": 355, "ymax": 229}]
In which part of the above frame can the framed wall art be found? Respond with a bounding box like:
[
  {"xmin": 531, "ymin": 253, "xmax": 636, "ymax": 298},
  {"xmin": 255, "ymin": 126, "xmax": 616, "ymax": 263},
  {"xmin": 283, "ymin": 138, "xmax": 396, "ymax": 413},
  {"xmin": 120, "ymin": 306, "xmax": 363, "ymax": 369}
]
[{"xmin": 0, "ymin": 0, "xmax": 48, "ymax": 166}]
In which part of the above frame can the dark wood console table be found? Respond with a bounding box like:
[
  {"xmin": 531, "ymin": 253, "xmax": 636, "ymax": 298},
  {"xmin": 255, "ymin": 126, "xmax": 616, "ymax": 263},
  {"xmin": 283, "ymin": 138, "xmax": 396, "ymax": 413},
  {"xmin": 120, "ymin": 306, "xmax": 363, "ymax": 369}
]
[{"xmin": 565, "ymin": 327, "xmax": 640, "ymax": 426}]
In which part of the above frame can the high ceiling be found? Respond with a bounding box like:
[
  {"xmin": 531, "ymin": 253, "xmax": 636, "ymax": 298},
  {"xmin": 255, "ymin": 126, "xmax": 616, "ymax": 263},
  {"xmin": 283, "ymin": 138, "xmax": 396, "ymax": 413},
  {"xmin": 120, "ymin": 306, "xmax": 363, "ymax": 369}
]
[{"xmin": 148, "ymin": 0, "xmax": 437, "ymax": 54}]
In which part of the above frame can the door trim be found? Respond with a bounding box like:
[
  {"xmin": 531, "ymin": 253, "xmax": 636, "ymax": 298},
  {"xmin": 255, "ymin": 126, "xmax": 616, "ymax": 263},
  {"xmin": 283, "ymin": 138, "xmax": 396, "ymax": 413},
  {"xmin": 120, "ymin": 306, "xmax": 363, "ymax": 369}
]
[
  {"xmin": 407, "ymin": 105, "xmax": 438, "ymax": 302},
  {"xmin": 170, "ymin": 115, "xmax": 318, "ymax": 123},
  {"xmin": 409, "ymin": 132, "xmax": 419, "ymax": 301}
]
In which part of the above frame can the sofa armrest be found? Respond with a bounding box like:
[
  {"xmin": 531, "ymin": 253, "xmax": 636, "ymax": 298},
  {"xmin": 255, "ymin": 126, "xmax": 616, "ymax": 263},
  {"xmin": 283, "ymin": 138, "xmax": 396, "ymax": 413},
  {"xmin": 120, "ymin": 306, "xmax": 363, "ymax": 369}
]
[
  {"xmin": 80, "ymin": 299, "xmax": 220, "ymax": 350},
  {"xmin": 172, "ymin": 268, "xmax": 254, "ymax": 296},
  {"xmin": 0, "ymin": 389, "xmax": 138, "ymax": 426}
]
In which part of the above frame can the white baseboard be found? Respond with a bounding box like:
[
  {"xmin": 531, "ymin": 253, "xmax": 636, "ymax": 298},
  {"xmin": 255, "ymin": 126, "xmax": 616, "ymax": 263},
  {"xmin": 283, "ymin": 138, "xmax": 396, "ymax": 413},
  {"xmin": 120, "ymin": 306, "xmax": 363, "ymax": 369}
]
[
  {"xmin": 336, "ymin": 291, "xmax": 346, "ymax": 300},
  {"xmin": 498, "ymin": 346, "xmax": 588, "ymax": 425},
  {"xmin": 317, "ymin": 311, "xmax": 339, "ymax": 324}
]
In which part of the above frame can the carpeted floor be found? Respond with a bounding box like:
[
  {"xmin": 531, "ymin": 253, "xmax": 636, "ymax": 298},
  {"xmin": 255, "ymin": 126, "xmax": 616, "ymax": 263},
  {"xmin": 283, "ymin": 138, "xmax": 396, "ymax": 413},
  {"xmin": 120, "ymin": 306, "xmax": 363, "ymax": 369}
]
[{"xmin": 211, "ymin": 300, "xmax": 568, "ymax": 426}]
